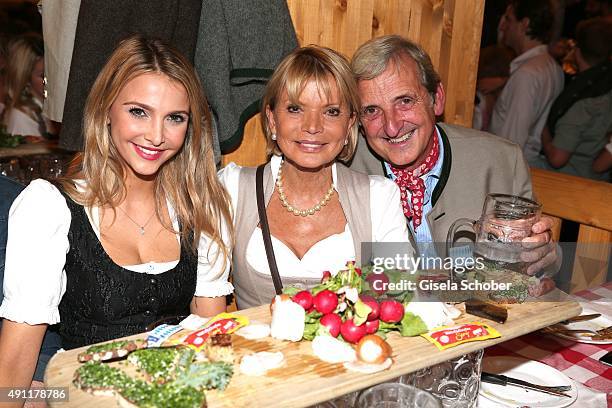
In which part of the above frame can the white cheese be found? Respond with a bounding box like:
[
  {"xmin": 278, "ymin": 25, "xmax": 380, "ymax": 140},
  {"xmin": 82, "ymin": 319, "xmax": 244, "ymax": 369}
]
[
  {"xmin": 404, "ymin": 301, "xmax": 457, "ymax": 330},
  {"xmin": 236, "ymin": 323, "xmax": 271, "ymax": 340},
  {"xmin": 270, "ymin": 295, "xmax": 305, "ymax": 342},
  {"xmin": 239, "ymin": 351, "xmax": 285, "ymax": 376},
  {"xmin": 311, "ymin": 335, "xmax": 356, "ymax": 363}
]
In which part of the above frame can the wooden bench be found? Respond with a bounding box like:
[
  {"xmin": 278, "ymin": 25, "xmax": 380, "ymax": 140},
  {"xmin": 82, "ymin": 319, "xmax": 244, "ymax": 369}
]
[{"xmin": 530, "ymin": 168, "xmax": 612, "ymax": 293}]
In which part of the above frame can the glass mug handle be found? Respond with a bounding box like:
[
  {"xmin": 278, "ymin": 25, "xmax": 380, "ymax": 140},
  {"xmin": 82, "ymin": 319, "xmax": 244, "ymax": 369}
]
[{"xmin": 446, "ymin": 218, "xmax": 478, "ymax": 257}]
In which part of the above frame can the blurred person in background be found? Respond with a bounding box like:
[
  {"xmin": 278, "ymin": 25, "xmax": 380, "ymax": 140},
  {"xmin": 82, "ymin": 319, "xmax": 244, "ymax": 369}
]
[
  {"xmin": 1, "ymin": 33, "xmax": 56, "ymax": 142},
  {"xmin": 489, "ymin": 0, "xmax": 564, "ymax": 165},
  {"xmin": 539, "ymin": 17, "xmax": 612, "ymax": 181},
  {"xmin": 0, "ymin": 35, "xmax": 8, "ymax": 115},
  {"xmin": 472, "ymin": 45, "xmax": 515, "ymax": 131}
]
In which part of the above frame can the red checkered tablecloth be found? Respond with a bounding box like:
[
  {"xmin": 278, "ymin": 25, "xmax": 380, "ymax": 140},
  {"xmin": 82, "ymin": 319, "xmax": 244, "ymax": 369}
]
[{"xmin": 486, "ymin": 282, "xmax": 612, "ymax": 407}]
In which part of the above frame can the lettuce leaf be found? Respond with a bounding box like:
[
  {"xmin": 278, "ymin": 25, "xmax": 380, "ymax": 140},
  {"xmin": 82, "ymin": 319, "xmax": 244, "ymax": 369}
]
[
  {"xmin": 352, "ymin": 299, "xmax": 372, "ymax": 326},
  {"xmin": 282, "ymin": 286, "xmax": 301, "ymax": 297},
  {"xmin": 399, "ymin": 312, "xmax": 428, "ymax": 337}
]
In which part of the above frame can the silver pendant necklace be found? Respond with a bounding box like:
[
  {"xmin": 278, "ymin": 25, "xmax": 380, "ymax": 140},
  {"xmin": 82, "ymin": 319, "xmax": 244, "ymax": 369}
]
[{"xmin": 117, "ymin": 206, "xmax": 156, "ymax": 235}]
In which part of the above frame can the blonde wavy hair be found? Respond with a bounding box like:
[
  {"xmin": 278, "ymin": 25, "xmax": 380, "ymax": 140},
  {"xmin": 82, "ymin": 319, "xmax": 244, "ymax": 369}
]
[
  {"xmin": 1, "ymin": 33, "xmax": 43, "ymax": 124},
  {"xmin": 261, "ymin": 45, "xmax": 360, "ymax": 163},
  {"xmin": 61, "ymin": 35, "xmax": 233, "ymax": 265}
]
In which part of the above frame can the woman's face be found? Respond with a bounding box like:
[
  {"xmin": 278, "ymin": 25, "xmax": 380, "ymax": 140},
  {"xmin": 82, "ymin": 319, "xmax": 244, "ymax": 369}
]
[
  {"xmin": 30, "ymin": 58, "xmax": 45, "ymax": 101},
  {"xmin": 107, "ymin": 73, "xmax": 190, "ymax": 181},
  {"xmin": 266, "ymin": 77, "xmax": 355, "ymax": 171}
]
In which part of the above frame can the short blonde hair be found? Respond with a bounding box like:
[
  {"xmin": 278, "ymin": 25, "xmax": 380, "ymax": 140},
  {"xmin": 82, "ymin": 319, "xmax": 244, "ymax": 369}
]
[
  {"xmin": 261, "ymin": 45, "xmax": 360, "ymax": 163},
  {"xmin": 62, "ymin": 35, "xmax": 233, "ymax": 264}
]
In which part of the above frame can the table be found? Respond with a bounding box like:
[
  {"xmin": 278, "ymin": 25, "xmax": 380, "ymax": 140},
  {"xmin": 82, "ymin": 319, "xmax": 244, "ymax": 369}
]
[
  {"xmin": 487, "ymin": 282, "xmax": 612, "ymax": 407},
  {"xmin": 0, "ymin": 143, "xmax": 57, "ymax": 158},
  {"xmin": 0, "ymin": 143, "xmax": 74, "ymax": 184},
  {"xmin": 45, "ymin": 299, "xmax": 580, "ymax": 407}
]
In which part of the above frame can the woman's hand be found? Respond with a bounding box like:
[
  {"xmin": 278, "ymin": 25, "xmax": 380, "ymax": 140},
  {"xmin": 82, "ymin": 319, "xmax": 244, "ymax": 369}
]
[
  {"xmin": 0, "ymin": 320, "xmax": 47, "ymax": 408},
  {"xmin": 24, "ymin": 380, "xmax": 47, "ymax": 408}
]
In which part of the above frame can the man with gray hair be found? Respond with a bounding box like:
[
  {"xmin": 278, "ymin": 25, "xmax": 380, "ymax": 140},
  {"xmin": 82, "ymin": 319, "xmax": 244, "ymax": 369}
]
[{"xmin": 349, "ymin": 34, "xmax": 557, "ymax": 277}]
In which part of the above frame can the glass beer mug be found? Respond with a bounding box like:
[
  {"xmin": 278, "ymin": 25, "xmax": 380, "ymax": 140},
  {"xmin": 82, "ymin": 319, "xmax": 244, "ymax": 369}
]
[{"xmin": 447, "ymin": 194, "xmax": 542, "ymax": 270}]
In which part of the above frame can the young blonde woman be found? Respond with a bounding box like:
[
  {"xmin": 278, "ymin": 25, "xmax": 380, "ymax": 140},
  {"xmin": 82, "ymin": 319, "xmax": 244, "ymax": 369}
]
[
  {"xmin": 219, "ymin": 46, "xmax": 413, "ymax": 309},
  {"xmin": 1, "ymin": 33, "xmax": 53, "ymax": 141},
  {"xmin": 0, "ymin": 35, "xmax": 233, "ymax": 398}
]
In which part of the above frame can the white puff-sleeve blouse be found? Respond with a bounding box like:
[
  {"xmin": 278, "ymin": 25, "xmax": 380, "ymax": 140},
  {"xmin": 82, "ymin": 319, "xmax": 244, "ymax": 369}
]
[{"xmin": 0, "ymin": 179, "xmax": 233, "ymax": 325}]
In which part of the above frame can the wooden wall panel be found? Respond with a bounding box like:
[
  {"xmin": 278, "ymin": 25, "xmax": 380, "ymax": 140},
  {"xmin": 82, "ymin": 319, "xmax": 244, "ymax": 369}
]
[
  {"xmin": 531, "ymin": 168, "xmax": 612, "ymax": 293},
  {"xmin": 222, "ymin": 0, "xmax": 485, "ymax": 167},
  {"xmin": 531, "ymin": 168, "xmax": 612, "ymax": 230}
]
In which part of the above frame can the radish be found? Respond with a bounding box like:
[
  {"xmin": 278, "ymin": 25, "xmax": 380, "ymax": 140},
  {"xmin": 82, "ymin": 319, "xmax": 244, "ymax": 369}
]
[
  {"xmin": 319, "ymin": 313, "xmax": 342, "ymax": 337},
  {"xmin": 313, "ymin": 290, "xmax": 338, "ymax": 314},
  {"xmin": 321, "ymin": 271, "xmax": 332, "ymax": 283},
  {"xmin": 292, "ymin": 290, "xmax": 313, "ymax": 310},
  {"xmin": 359, "ymin": 295, "xmax": 380, "ymax": 321},
  {"xmin": 379, "ymin": 300, "xmax": 404, "ymax": 323},
  {"xmin": 340, "ymin": 318, "xmax": 367, "ymax": 344},
  {"xmin": 365, "ymin": 272, "xmax": 389, "ymax": 295},
  {"xmin": 364, "ymin": 319, "xmax": 380, "ymax": 334}
]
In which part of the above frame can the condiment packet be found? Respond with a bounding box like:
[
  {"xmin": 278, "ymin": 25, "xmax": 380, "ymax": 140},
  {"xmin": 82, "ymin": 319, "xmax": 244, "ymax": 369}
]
[
  {"xmin": 174, "ymin": 313, "xmax": 249, "ymax": 352},
  {"xmin": 147, "ymin": 324, "xmax": 184, "ymax": 347},
  {"xmin": 179, "ymin": 314, "xmax": 211, "ymax": 330},
  {"xmin": 421, "ymin": 322, "xmax": 501, "ymax": 350}
]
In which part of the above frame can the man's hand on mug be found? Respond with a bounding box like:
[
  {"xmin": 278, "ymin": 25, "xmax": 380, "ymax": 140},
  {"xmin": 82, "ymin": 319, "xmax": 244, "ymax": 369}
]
[
  {"xmin": 520, "ymin": 215, "xmax": 558, "ymax": 276},
  {"xmin": 528, "ymin": 277, "xmax": 556, "ymax": 297}
]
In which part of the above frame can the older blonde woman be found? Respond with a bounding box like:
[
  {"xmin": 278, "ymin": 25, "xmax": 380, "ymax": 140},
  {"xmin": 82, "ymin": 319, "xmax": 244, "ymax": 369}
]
[
  {"xmin": 0, "ymin": 35, "xmax": 233, "ymax": 399},
  {"xmin": 219, "ymin": 45, "xmax": 412, "ymax": 309}
]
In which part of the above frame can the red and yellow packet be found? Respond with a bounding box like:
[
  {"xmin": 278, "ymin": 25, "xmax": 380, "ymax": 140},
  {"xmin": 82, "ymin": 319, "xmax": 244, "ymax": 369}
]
[
  {"xmin": 421, "ymin": 322, "xmax": 500, "ymax": 351},
  {"xmin": 171, "ymin": 313, "xmax": 249, "ymax": 351}
]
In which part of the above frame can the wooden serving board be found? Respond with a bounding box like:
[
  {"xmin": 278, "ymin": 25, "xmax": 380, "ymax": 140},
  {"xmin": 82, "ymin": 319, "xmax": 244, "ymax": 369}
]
[{"xmin": 45, "ymin": 300, "xmax": 581, "ymax": 407}]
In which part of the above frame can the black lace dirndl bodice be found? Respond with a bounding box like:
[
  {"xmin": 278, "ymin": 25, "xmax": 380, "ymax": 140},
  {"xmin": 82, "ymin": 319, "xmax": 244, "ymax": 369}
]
[{"xmin": 56, "ymin": 192, "xmax": 197, "ymax": 350}]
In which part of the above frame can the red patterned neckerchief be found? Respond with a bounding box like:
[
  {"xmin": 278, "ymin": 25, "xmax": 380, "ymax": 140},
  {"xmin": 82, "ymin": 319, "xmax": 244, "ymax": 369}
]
[{"xmin": 390, "ymin": 134, "xmax": 440, "ymax": 229}]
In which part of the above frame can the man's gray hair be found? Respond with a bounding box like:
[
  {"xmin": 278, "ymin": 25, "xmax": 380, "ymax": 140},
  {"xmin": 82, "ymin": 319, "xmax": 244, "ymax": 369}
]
[{"xmin": 351, "ymin": 35, "xmax": 441, "ymax": 98}]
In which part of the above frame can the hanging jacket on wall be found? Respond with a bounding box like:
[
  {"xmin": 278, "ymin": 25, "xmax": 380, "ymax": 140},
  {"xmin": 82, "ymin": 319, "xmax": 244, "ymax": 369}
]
[
  {"xmin": 194, "ymin": 0, "xmax": 298, "ymax": 154},
  {"xmin": 59, "ymin": 0, "xmax": 202, "ymax": 152},
  {"xmin": 40, "ymin": 0, "xmax": 81, "ymax": 123}
]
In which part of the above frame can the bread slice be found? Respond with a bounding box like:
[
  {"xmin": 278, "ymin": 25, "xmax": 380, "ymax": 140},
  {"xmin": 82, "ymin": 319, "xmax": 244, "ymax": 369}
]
[
  {"xmin": 127, "ymin": 346, "xmax": 195, "ymax": 384},
  {"xmin": 78, "ymin": 339, "xmax": 148, "ymax": 363},
  {"xmin": 74, "ymin": 361, "xmax": 207, "ymax": 408},
  {"xmin": 116, "ymin": 382, "xmax": 207, "ymax": 408},
  {"xmin": 203, "ymin": 334, "xmax": 234, "ymax": 364},
  {"xmin": 73, "ymin": 361, "xmax": 132, "ymax": 395}
]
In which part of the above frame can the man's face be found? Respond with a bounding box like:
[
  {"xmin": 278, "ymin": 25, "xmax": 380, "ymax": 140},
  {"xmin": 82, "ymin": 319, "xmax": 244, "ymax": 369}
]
[
  {"xmin": 358, "ymin": 54, "xmax": 444, "ymax": 170},
  {"xmin": 499, "ymin": 6, "xmax": 524, "ymax": 52}
]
